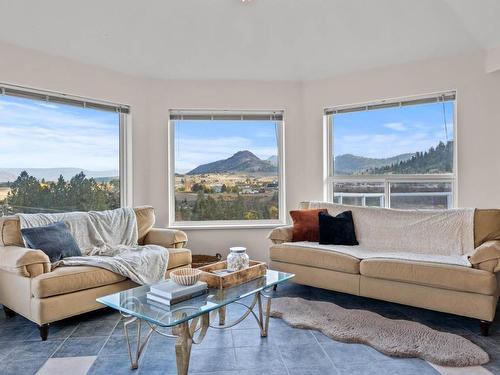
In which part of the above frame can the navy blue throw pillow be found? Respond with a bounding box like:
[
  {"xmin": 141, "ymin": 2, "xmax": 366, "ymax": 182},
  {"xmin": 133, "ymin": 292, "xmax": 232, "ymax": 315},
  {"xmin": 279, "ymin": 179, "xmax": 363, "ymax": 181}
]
[
  {"xmin": 318, "ymin": 211, "xmax": 359, "ymax": 246},
  {"xmin": 21, "ymin": 222, "xmax": 81, "ymax": 263}
]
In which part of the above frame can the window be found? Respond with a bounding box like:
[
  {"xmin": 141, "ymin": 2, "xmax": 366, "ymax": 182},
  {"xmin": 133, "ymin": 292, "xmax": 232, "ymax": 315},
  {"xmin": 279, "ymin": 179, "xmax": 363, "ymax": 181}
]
[
  {"xmin": 0, "ymin": 84, "xmax": 131, "ymax": 216},
  {"xmin": 169, "ymin": 110, "xmax": 284, "ymax": 227},
  {"xmin": 325, "ymin": 92, "xmax": 456, "ymax": 210}
]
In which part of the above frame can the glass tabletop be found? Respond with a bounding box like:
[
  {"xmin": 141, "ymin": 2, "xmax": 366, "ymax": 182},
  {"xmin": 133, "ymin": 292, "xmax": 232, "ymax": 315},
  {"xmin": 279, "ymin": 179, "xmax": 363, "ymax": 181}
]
[{"xmin": 97, "ymin": 269, "xmax": 294, "ymax": 327}]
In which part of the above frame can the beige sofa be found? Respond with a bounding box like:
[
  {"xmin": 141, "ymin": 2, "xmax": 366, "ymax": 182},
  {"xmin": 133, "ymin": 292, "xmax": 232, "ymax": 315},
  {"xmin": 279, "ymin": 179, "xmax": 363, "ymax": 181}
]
[
  {"xmin": 269, "ymin": 202, "xmax": 500, "ymax": 336},
  {"xmin": 0, "ymin": 206, "xmax": 191, "ymax": 340}
]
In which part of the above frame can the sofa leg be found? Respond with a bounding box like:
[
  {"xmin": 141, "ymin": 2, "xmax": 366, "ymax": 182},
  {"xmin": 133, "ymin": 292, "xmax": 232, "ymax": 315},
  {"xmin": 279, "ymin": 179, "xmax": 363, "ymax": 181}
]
[
  {"xmin": 39, "ymin": 324, "xmax": 49, "ymax": 341},
  {"xmin": 3, "ymin": 305, "xmax": 16, "ymax": 318},
  {"xmin": 480, "ymin": 320, "xmax": 491, "ymax": 336}
]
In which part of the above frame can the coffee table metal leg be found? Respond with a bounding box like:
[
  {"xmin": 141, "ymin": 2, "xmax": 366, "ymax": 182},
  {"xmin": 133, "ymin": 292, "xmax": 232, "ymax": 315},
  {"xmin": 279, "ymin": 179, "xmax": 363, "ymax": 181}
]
[
  {"xmin": 257, "ymin": 293, "xmax": 272, "ymax": 337},
  {"xmin": 172, "ymin": 313, "xmax": 210, "ymax": 375},
  {"xmin": 218, "ymin": 306, "xmax": 226, "ymax": 326},
  {"xmin": 173, "ymin": 321, "xmax": 192, "ymax": 375},
  {"xmin": 123, "ymin": 316, "xmax": 154, "ymax": 369}
]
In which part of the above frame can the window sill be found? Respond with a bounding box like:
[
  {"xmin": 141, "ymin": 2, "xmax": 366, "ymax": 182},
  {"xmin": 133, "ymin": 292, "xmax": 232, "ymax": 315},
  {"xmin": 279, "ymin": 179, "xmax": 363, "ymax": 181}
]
[{"xmin": 170, "ymin": 221, "xmax": 286, "ymax": 230}]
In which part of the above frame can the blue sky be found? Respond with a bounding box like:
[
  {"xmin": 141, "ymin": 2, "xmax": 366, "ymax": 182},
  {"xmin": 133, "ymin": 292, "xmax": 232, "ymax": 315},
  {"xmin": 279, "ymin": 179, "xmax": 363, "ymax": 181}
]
[
  {"xmin": 0, "ymin": 95, "xmax": 119, "ymax": 171},
  {"xmin": 0, "ymin": 95, "xmax": 452, "ymax": 173},
  {"xmin": 333, "ymin": 101, "xmax": 454, "ymax": 159},
  {"xmin": 174, "ymin": 120, "xmax": 278, "ymax": 173}
]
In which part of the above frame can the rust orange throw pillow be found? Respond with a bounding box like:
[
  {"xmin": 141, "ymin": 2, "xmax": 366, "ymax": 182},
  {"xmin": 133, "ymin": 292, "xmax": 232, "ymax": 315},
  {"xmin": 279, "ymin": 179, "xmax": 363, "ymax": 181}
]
[{"xmin": 290, "ymin": 209, "xmax": 328, "ymax": 242}]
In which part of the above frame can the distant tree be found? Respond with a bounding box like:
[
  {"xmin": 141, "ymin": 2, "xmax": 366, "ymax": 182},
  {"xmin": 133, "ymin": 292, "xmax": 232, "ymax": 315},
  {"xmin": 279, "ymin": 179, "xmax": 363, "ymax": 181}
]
[{"xmin": 4, "ymin": 171, "xmax": 120, "ymax": 214}]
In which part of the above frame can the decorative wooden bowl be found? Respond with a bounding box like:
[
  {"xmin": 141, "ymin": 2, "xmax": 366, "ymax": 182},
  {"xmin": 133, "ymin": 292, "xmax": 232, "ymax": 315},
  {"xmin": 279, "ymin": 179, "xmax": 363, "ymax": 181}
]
[{"xmin": 170, "ymin": 268, "xmax": 202, "ymax": 286}]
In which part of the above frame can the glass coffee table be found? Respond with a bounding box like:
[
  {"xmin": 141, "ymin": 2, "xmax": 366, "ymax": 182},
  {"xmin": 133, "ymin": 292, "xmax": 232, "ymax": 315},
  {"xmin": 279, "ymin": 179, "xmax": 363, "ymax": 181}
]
[{"xmin": 97, "ymin": 269, "xmax": 294, "ymax": 375}]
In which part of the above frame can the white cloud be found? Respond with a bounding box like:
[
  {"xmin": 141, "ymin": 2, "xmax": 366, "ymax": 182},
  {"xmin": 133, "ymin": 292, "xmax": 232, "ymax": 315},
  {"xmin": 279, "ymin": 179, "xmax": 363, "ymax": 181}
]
[
  {"xmin": 0, "ymin": 99, "xmax": 119, "ymax": 170},
  {"xmin": 334, "ymin": 131, "xmax": 445, "ymax": 159},
  {"xmin": 383, "ymin": 122, "xmax": 406, "ymax": 132}
]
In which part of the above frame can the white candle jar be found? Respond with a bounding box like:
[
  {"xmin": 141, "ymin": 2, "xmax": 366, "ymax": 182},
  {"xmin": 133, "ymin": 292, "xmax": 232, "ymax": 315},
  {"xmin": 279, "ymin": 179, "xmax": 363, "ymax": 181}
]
[{"xmin": 227, "ymin": 247, "xmax": 250, "ymax": 271}]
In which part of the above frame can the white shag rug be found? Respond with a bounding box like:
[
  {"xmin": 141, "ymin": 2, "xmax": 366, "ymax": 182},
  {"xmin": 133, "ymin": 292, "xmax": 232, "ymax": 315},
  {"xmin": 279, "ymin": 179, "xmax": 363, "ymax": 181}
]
[{"xmin": 270, "ymin": 297, "xmax": 489, "ymax": 367}]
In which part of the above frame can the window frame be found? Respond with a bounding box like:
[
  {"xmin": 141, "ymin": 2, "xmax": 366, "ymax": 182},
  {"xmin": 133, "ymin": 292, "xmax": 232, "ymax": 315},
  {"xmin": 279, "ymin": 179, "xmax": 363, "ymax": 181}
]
[
  {"xmin": 324, "ymin": 92, "xmax": 458, "ymax": 209},
  {"xmin": 167, "ymin": 109, "xmax": 286, "ymax": 229},
  {"xmin": 0, "ymin": 82, "xmax": 132, "ymax": 210}
]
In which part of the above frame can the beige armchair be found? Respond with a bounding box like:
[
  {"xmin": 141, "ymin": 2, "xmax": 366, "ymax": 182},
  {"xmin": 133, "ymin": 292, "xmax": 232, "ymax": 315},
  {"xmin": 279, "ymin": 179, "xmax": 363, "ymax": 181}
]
[{"xmin": 0, "ymin": 206, "xmax": 191, "ymax": 340}]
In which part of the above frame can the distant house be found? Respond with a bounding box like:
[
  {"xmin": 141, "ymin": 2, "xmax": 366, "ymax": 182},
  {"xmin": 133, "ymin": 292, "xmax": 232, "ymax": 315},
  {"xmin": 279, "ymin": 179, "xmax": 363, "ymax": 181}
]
[{"xmin": 212, "ymin": 184, "xmax": 223, "ymax": 193}]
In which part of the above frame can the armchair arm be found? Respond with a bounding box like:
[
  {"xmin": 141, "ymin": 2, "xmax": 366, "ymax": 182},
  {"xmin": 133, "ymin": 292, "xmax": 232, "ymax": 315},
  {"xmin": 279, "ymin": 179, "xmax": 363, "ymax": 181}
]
[
  {"xmin": 144, "ymin": 228, "xmax": 188, "ymax": 248},
  {"xmin": 0, "ymin": 246, "xmax": 51, "ymax": 277},
  {"xmin": 469, "ymin": 240, "xmax": 500, "ymax": 273},
  {"xmin": 267, "ymin": 225, "xmax": 293, "ymax": 244}
]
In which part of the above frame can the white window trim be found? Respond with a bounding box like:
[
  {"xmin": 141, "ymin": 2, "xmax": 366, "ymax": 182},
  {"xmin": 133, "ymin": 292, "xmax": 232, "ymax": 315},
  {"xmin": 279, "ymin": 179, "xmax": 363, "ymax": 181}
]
[
  {"xmin": 324, "ymin": 91, "xmax": 458, "ymax": 209},
  {"xmin": 119, "ymin": 113, "xmax": 133, "ymax": 208},
  {"xmin": 0, "ymin": 82, "xmax": 133, "ymax": 208},
  {"xmin": 167, "ymin": 109, "xmax": 286, "ymax": 229}
]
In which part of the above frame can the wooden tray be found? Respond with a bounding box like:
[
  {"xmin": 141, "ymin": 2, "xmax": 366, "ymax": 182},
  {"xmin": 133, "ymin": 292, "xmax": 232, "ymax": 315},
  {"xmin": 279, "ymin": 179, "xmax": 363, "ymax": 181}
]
[{"xmin": 199, "ymin": 260, "xmax": 267, "ymax": 289}]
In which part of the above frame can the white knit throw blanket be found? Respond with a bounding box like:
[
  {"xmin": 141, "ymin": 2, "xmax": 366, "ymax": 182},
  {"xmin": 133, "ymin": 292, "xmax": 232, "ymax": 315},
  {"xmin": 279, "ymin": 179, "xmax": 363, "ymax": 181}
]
[
  {"xmin": 18, "ymin": 208, "xmax": 168, "ymax": 284},
  {"xmin": 301, "ymin": 202, "xmax": 475, "ymax": 267}
]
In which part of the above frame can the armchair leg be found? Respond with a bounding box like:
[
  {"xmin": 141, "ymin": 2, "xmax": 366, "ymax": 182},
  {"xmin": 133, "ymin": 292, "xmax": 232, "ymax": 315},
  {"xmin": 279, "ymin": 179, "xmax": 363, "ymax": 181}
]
[
  {"xmin": 480, "ymin": 320, "xmax": 491, "ymax": 336},
  {"xmin": 3, "ymin": 305, "xmax": 16, "ymax": 318},
  {"xmin": 39, "ymin": 324, "xmax": 49, "ymax": 341}
]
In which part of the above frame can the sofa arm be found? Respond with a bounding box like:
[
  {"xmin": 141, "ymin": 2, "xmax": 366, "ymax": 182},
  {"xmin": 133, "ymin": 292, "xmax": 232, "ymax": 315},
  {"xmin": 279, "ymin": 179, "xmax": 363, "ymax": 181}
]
[
  {"xmin": 0, "ymin": 246, "xmax": 51, "ymax": 277},
  {"xmin": 144, "ymin": 228, "xmax": 188, "ymax": 248},
  {"xmin": 469, "ymin": 240, "xmax": 500, "ymax": 273},
  {"xmin": 267, "ymin": 225, "xmax": 293, "ymax": 244}
]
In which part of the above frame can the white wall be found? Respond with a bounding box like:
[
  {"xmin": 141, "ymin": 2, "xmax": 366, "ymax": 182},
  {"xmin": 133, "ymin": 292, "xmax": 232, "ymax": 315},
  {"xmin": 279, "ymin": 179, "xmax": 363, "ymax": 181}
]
[{"xmin": 1, "ymin": 42, "xmax": 500, "ymax": 260}]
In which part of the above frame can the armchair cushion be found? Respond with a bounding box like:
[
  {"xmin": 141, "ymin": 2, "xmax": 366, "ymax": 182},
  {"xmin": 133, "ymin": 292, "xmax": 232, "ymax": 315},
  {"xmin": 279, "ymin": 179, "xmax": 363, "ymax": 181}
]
[
  {"xmin": 0, "ymin": 246, "xmax": 51, "ymax": 277},
  {"xmin": 32, "ymin": 266, "xmax": 127, "ymax": 298},
  {"xmin": 267, "ymin": 225, "xmax": 293, "ymax": 244},
  {"xmin": 144, "ymin": 228, "xmax": 188, "ymax": 248},
  {"xmin": 469, "ymin": 240, "xmax": 500, "ymax": 273}
]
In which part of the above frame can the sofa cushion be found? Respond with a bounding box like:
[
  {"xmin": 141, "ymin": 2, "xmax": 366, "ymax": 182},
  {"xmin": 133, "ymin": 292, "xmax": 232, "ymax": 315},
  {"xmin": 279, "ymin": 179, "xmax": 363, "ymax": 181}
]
[
  {"xmin": 290, "ymin": 209, "xmax": 327, "ymax": 242},
  {"xmin": 474, "ymin": 209, "xmax": 500, "ymax": 247},
  {"xmin": 270, "ymin": 244, "xmax": 360, "ymax": 274},
  {"xmin": 134, "ymin": 206, "xmax": 155, "ymax": 244},
  {"xmin": 168, "ymin": 248, "xmax": 192, "ymax": 269},
  {"xmin": 21, "ymin": 222, "xmax": 82, "ymax": 263},
  {"xmin": 32, "ymin": 247, "xmax": 191, "ymax": 298},
  {"xmin": 319, "ymin": 210, "xmax": 358, "ymax": 246},
  {"xmin": 0, "ymin": 206, "xmax": 156, "ymax": 247},
  {"xmin": 0, "ymin": 216, "xmax": 24, "ymax": 247},
  {"xmin": 360, "ymin": 258, "xmax": 497, "ymax": 295},
  {"xmin": 32, "ymin": 266, "xmax": 127, "ymax": 298}
]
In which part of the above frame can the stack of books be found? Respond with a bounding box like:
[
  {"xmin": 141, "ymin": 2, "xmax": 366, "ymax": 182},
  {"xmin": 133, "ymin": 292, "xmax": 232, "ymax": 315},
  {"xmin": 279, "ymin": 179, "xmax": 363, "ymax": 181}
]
[{"xmin": 147, "ymin": 280, "xmax": 208, "ymax": 306}]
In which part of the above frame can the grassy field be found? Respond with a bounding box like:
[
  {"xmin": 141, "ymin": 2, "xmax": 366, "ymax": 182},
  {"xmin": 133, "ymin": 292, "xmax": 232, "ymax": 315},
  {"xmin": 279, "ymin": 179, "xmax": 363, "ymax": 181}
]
[{"xmin": 0, "ymin": 187, "xmax": 10, "ymax": 201}]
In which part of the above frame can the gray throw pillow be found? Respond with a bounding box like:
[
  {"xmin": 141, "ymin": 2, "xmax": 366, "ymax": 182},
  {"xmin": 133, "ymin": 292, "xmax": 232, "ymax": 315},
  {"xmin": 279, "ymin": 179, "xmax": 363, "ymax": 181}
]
[{"xmin": 21, "ymin": 222, "xmax": 82, "ymax": 263}]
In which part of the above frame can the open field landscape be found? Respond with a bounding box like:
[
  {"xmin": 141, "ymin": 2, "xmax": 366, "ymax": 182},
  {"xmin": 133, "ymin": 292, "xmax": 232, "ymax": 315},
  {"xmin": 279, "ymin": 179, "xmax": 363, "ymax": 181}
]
[{"xmin": 0, "ymin": 186, "xmax": 10, "ymax": 201}]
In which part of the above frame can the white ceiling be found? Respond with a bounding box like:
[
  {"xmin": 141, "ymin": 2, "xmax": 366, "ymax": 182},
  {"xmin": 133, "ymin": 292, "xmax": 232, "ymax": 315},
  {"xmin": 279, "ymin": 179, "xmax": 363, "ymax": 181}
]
[{"xmin": 0, "ymin": 0, "xmax": 499, "ymax": 81}]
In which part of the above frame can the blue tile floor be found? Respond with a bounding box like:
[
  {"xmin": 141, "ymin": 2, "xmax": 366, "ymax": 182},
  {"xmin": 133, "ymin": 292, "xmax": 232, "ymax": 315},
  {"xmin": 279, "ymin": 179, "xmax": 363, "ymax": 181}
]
[{"xmin": 0, "ymin": 282, "xmax": 499, "ymax": 375}]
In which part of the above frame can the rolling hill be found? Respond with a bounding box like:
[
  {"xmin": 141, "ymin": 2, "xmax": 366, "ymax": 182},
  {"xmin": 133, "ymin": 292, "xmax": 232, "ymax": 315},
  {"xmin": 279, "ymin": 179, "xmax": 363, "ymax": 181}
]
[
  {"xmin": 187, "ymin": 150, "xmax": 277, "ymax": 175},
  {"xmin": 334, "ymin": 153, "xmax": 415, "ymax": 175},
  {"xmin": 369, "ymin": 141, "xmax": 453, "ymax": 174}
]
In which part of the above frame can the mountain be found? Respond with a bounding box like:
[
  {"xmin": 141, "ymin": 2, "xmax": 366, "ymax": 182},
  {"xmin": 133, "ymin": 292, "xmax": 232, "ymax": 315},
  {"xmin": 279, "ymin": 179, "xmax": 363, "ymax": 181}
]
[
  {"xmin": 0, "ymin": 168, "xmax": 119, "ymax": 183},
  {"xmin": 334, "ymin": 153, "xmax": 414, "ymax": 175},
  {"xmin": 266, "ymin": 155, "xmax": 278, "ymax": 167},
  {"xmin": 187, "ymin": 150, "xmax": 277, "ymax": 175},
  {"xmin": 369, "ymin": 141, "xmax": 453, "ymax": 174}
]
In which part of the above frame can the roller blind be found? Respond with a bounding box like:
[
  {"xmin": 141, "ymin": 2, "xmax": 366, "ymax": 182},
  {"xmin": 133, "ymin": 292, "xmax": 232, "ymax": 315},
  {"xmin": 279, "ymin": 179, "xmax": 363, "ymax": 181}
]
[
  {"xmin": 169, "ymin": 109, "xmax": 284, "ymax": 121},
  {"xmin": 0, "ymin": 83, "xmax": 130, "ymax": 114},
  {"xmin": 325, "ymin": 92, "xmax": 456, "ymax": 116}
]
